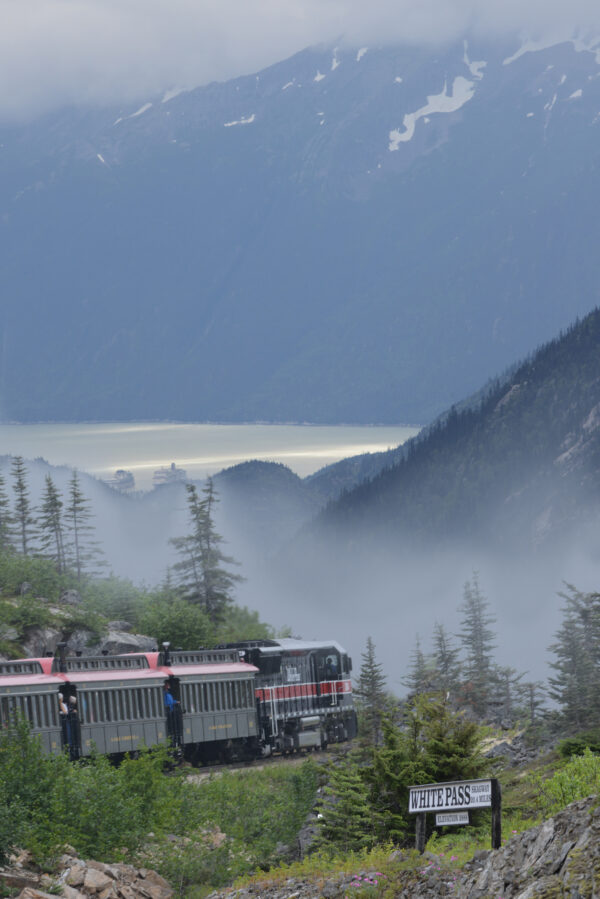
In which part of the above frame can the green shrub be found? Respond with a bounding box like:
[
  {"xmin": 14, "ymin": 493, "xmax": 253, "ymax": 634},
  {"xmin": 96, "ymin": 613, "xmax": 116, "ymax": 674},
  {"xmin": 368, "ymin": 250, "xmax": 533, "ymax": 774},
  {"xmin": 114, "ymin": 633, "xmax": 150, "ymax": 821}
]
[
  {"xmin": 0, "ymin": 553, "xmax": 69, "ymax": 602},
  {"xmin": 558, "ymin": 729, "xmax": 600, "ymax": 759},
  {"xmin": 532, "ymin": 748, "xmax": 600, "ymax": 816}
]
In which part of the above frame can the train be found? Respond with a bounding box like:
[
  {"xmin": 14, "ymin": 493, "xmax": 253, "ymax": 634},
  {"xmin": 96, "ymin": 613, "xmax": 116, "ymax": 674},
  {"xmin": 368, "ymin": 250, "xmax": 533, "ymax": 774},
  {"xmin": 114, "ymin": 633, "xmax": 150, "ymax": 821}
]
[{"xmin": 0, "ymin": 638, "xmax": 357, "ymax": 764}]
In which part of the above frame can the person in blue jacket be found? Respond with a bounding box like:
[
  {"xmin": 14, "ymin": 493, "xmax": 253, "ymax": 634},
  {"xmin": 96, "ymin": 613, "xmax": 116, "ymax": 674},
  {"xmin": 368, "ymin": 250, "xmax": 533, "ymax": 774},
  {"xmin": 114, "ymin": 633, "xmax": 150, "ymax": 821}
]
[{"xmin": 163, "ymin": 680, "xmax": 177, "ymax": 711}]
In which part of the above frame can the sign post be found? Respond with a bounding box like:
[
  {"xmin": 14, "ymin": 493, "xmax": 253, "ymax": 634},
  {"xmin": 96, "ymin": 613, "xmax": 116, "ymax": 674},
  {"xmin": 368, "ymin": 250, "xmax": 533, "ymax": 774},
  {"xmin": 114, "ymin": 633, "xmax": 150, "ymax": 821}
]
[{"xmin": 408, "ymin": 778, "xmax": 501, "ymax": 852}]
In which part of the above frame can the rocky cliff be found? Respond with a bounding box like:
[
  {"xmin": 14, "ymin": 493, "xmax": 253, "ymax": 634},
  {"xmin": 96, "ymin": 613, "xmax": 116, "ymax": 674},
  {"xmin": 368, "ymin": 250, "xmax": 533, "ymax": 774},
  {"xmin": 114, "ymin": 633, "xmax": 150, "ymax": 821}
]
[{"xmin": 205, "ymin": 794, "xmax": 600, "ymax": 899}]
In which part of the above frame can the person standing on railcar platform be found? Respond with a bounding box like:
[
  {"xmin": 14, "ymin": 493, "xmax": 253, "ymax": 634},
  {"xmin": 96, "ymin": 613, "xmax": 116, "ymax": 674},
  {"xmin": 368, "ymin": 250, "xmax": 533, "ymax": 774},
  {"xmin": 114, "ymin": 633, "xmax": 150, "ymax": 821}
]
[{"xmin": 164, "ymin": 680, "xmax": 182, "ymax": 747}]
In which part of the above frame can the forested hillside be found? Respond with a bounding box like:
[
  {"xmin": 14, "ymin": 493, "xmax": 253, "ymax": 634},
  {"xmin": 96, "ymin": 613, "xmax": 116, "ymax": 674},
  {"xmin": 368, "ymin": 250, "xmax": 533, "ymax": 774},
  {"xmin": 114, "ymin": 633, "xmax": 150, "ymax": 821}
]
[{"xmin": 314, "ymin": 308, "xmax": 600, "ymax": 551}]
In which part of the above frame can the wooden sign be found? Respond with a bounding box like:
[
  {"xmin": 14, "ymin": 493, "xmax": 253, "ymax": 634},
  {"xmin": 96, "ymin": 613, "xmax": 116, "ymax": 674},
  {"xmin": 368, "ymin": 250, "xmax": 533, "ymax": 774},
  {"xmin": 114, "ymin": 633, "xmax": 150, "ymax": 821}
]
[
  {"xmin": 436, "ymin": 811, "xmax": 469, "ymax": 826},
  {"xmin": 409, "ymin": 778, "xmax": 492, "ymax": 813},
  {"xmin": 409, "ymin": 778, "xmax": 501, "ymax": 852}
]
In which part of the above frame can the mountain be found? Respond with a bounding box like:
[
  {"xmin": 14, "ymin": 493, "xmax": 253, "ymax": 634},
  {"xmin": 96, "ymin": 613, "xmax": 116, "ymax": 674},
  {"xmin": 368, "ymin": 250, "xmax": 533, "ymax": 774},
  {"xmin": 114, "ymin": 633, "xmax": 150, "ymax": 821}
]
[
  {"xmin": 308, "ymin": 307, "xmax": 600, "ymax": 550},
  {"xmin": 2, "ymin": 36, "xmax": 600, "ymax": 424}
]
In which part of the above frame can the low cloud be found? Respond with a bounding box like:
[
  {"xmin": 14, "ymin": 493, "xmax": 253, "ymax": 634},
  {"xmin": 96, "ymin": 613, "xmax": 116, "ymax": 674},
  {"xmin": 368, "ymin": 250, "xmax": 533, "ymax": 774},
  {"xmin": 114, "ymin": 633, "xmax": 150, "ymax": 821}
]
[{"xmin": 2, "ymin": 0, "xmax": 600, "ymax": 121}]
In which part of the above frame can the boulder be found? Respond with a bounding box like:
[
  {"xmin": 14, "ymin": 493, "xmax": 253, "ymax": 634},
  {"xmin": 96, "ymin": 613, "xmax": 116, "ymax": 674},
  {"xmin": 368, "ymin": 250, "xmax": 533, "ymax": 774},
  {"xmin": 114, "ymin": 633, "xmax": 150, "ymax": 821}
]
[
  {"xmin": 60, "ymin": 590, "xmax": 82, "ymax": 606},
  {"xmin": 97, "ymin": 631, "xmax": 156, "ymax": 655}
]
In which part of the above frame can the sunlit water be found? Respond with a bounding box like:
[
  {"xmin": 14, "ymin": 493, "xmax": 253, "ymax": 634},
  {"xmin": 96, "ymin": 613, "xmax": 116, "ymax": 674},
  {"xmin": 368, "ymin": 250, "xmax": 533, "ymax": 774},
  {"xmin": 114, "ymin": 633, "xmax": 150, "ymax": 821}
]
[{"xmin": 0, "ymin": 422, "xmax": 420, "ymax": 490}]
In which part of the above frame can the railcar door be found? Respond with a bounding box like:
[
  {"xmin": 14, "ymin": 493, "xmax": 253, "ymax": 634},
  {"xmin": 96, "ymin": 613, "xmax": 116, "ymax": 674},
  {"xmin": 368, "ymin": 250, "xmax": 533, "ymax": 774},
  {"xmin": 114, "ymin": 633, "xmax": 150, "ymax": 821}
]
[
  {"xmin": 57, "ymin": 688, "xmax": 82, "ymax": 760},
  {"xmin": 163, "ymin": 677, "xmax": 183, "ymax": 748}
]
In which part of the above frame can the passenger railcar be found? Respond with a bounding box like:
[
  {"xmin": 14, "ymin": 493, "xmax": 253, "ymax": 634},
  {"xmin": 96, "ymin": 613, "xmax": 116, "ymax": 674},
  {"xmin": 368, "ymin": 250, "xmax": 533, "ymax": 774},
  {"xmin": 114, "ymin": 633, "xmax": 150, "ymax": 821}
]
[{"xmin": 0, "ymin": 638, "xmax": 357, "ymax": 762}]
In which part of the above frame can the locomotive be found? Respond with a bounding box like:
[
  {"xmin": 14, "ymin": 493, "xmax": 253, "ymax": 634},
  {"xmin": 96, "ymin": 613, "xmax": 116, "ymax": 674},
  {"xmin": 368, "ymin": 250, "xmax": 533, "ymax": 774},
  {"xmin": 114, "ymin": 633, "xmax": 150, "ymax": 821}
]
[{"xmin": 0, "ymin": 638, "xmax": 357, "ymax": 763}]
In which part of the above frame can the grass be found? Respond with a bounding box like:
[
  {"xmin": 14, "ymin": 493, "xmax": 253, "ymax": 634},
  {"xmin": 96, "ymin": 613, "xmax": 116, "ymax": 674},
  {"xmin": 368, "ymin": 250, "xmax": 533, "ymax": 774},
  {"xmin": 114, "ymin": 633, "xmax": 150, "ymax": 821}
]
[{"xmin": 228, "ymin": 738, "xmax": 583, "ymax": 897}]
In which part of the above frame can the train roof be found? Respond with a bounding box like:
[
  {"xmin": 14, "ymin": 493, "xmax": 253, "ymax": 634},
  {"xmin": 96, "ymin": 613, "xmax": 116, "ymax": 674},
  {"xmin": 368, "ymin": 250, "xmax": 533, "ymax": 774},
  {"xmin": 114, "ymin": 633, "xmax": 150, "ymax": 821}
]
[
  {"xmin": 0, "ymin": 672, "xmax": 65, "ymax": 689},
  {"xmin": 251, "ymin": 639, "xmax": 348, "ymax": 656},
  {"xmin": 162, "ymin": 662, "xmax": 258, "ymax": 678}
]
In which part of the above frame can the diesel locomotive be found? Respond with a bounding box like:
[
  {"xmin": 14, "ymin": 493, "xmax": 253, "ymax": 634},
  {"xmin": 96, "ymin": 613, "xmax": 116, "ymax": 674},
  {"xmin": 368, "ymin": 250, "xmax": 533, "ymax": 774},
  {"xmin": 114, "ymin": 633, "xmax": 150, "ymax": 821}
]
[{"xmin": 0, "ymin": 638, "xmax": 357, "ymax": 763}]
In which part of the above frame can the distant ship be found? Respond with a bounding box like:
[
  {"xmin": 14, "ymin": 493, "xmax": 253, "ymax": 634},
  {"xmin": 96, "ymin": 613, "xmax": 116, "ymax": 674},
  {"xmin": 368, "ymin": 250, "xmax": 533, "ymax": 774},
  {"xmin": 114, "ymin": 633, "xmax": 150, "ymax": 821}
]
[
  {"xmin": 105, "ymin": 469, "xmax": 136, "ymax": 492},
  {"xmin": 152, "ymin": 462, "xmax": 187, "ymax": 487}
]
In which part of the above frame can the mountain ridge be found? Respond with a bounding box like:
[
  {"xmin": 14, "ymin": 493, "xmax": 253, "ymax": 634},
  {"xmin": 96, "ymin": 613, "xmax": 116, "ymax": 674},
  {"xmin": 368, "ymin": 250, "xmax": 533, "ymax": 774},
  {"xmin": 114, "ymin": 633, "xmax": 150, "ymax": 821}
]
[{"xmin": 2, "ymin": 37, "xmax": 600, "ymax": 424}]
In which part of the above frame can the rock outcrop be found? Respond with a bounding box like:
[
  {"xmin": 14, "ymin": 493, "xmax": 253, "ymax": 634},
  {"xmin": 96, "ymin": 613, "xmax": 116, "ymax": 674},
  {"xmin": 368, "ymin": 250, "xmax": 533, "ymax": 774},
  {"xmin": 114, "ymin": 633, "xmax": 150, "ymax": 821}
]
[
  {"xmin": 1, "ymin": 852, "xmax": 173, "ymax": 899},
  {"xmin": 206, "ymin": 794, "xmax": 600, "ymax": 899}
]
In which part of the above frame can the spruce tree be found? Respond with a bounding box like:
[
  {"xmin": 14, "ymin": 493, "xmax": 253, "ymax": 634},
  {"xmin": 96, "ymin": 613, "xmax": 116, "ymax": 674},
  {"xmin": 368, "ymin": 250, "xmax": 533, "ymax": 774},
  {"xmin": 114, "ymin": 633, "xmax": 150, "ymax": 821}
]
[
  {"xmin": 10, "ymin": 456, "xmax": 36, "ymax": 555},
  {"xmin": 518, "ymin": 680, "xmax": 547, "ymax": 727},
  {"xmin": 402, "ymin": 635, "xmax": 434, "ymax": 700},
  {"xmin": 0, "ymin": 471, "xmax": 12, "ymax": 553},
  {"xmin": 491, "ymin": 666, "xmax": 525, "ymax": 726},
  {"xmin": 316, "ymin": 756, "xmax": 376, "ymax": 852},
  {"xmin": 38, "ymin": 475, "xmax": 66, "ymax": 573},
  {"xmin": 355, "ymin": 636, "xmax": 388, "ymax": 747},
  {"xmin": 432, "ymin": 621, "xmax": 462, "ymax": 700},
  {"xmin": 171, "ymin": 479, "xmax": 243, "ymax": 624},
  {"xmin": 548, "ymin": 586, "xmax": 600, "ymax": 728},
  {"xmin": 457, "ymin": 573, "xmax": 496, "ymax": 718},
  {"xmin": 64, "ymin": 470, "xmax": 105, "ymax": 583}
]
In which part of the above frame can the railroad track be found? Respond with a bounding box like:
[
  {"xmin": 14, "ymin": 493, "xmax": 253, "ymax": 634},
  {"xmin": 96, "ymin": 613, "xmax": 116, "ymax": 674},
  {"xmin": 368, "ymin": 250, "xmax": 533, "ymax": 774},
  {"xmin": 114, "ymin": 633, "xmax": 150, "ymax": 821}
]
[{"xmin": 184, "ymin": 746, "xmax": 335, "ymax": 782}]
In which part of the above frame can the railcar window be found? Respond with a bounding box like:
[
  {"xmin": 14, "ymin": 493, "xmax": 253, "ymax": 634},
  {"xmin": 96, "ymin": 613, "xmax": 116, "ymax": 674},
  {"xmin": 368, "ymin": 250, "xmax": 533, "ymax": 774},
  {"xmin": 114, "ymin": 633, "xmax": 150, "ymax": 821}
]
[
  {"xmin": 30, "ymin": 695, "xmax": 39, "ymax": 729},
  {"xmin": 47, "ymin": 695, "xmax": 57, "ymax": 727},
  {"xmin": 42, "ymin": 694, "xmax": 50, "ymax": 728},
  {"xmin": 33, "ymin": 695, "xmax": 41, "ymax": 728},
  {"xmin": 102, "ymin": 692, "xmax": 112, "ymax": 722},
  {"xmin": 150, "ymin": 687, "xmax": 159, "ymax": 718},
  {"xmin": 122, "ymin": 690, "xmax": 130, "ymax": 721}
]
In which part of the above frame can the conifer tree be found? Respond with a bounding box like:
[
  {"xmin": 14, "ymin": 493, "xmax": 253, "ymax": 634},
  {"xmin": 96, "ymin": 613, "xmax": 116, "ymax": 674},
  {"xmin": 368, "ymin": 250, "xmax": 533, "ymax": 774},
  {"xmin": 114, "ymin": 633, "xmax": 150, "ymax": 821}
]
[
  {"xmin": 366, "ymin": 699, "xmax": 488, "ymax": 844},
  {"xmin": 432, "ymin": 621, "xmax": 462, "ymax": 699},
  {"xmin": 402, "ymin": 635, "xmax": 434, "ymax": 700},
  {"xmin": 518, "ymin": 680, "xmax": 547, "ymax": 727},
  {"xmin": 38, "ymin": 475, "xmax": 66, "ymax": 573},
  {"xmin": 355, "ymin": 636, "xmax": 388, "ymax": 747},
  {"xmin": 316, "ymin": 757, "xmax": 376, "ymax": 852},
  {"xmin": 0, "ymin": 471, "xmax": 12, "ymax": 553},
  {"xmin": 548, "ymin": 586, "xmax": 600, "ymax": 728},
  {"xmin": 64, "ymin": 470, "xmax": 105, "ymax": 583},
  {"xmin": 10, "ymin": 456, "xmax": 36, "ymax": 555},
  {"xmin": 418, "ymin": 694, "xmax": 488, "ymax": 784},
  {"xmin": 457, "ymin": 573, "xmax": 496, "ymax": 718},
  {"xmin": 171, "ymin": 479, "xmax": 242, "ymax": 624},
  {"xmin": 491, "ymin": 665, "xmax": 525, "ymax": 726}
]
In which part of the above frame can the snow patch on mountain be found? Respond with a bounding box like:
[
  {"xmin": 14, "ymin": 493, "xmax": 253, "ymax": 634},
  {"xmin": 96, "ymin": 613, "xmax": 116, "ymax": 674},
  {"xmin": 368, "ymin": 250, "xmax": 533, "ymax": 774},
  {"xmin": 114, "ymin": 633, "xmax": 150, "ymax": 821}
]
[
  {"xmin": 570, "ymin": 88, "xmax": 583, "ymax": 98},
  {"xmin": 388, "ymin": 76, "xmax": 475, "ymax": 150},
  {"xmin": 504, "ymin": 35, "xmax": 600, "ymax": 66},
  {"xmin": 131, "ymin": 103, "xmax": 152, "ymax": 118},
  {"xmin": 331, "ymin": 50, "xmax": 340, "ymax": 71},
  {"xmin": 503, "ymin": 38, "xmax": 561, "ymax": 66},
  {"xmin": 314, "ymin": 71, "xmax": 326, "ymax": 82},
  {"xmin": 282, "ymin": 81, "xmax": 294, "ymax": 90},
  {"xmin": 162, "ymin": 88, "xmax": 186, "ymax": 104},
  {"xmin": 356, "ymin": 48, "xmax": 368, "ymax": 61},
  {"xmin": 224, "ymin": 114, "xmax": 255, "ymax": 127},
  {"xmin": 463, "ymin": 41, "xmax": 486, "ymax": 80}
]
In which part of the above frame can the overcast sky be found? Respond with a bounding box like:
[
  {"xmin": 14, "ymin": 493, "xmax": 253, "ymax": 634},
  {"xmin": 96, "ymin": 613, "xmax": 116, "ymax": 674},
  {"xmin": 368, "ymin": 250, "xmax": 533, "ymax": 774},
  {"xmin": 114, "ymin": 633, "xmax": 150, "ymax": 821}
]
[{"xmin": 2, "ymin": 0, "xmax": 600, "ymax": 121}]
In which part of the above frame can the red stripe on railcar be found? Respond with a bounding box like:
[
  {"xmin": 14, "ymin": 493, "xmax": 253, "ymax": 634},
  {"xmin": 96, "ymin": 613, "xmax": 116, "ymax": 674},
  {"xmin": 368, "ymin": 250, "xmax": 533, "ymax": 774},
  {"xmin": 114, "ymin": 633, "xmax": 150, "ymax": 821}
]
[{"xmin": 255, "ymin": 680, "xmax": 352, "ymax": 702}]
